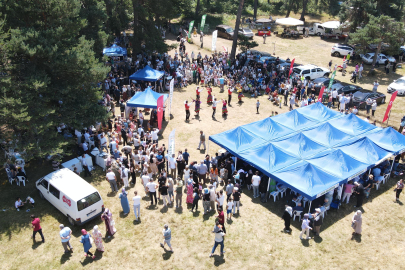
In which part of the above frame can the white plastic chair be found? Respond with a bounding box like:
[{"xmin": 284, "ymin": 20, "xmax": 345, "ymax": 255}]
[
  {"xmin": 382, "ymin": 173, "xmax": 390, "ymax": 184},
  {"xmin": 322, "ymin": 206, "xmax": 330, "ymax": 218},
  {"xmin": 302, "ymin": 197, "xmax": 309, "ymax": 208},
  {"xmin": 375, "ymin": 181, "xmax": 382, "ymax": 190},
  {"xmin": 269, "ymin": 191, "xmax": 279, "ymax": 202},
  {"xmin": 6, "ymin": 168, "xmax": 14, "ymax": 185},
  {"xmin": 293, "ymin": 210, "xmax": 303, "ymax": 221},
  {"xmin": 278, "ymin": 188, "xmax": 287, "ymax": 198},
  {"xmin": 17, "ymin": 176, "xmax": 27, "ymax": 186}
]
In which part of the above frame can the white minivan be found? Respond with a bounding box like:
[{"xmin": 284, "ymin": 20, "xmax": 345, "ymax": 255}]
[{"xmin": 36, "ymin": 168, "xmax": 104, "ymax": 226}]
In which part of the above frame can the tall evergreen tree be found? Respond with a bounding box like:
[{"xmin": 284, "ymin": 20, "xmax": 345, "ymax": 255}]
[{"xmin": 0, "ymin": 0, "xmax": 109, "ymax": 161}]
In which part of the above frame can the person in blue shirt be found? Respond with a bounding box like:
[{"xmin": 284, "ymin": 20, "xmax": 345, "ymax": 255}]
[
  {"xmin": 182, "ymin": 149, "xmax": 190, "ymax": 165},
  {"xmin": 59, "ymin": 224, "xmax": 73, "ymax": 254}
]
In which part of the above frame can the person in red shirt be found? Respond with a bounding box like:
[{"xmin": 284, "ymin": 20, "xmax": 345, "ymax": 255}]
[
  {"xmin": 185, "ymin": 101, "xmax": 190, "ymax": 121},
  {"xmin": 196, "ymin": 86, "xmax": 202, "ymax": 99},
  {"xmin": 31, "ymin": 215, "xmax": 45, "ymax": 243},
  {"xmin": 207, "ymin": 88, "xmax": 212, "ymax": 104},
  {"xmin": 215, "ymin": 207, "xmax": 226, "ymax": 233},
  {"xmin": 227, "ymin": 88, "xmax": 233, "ymax": 105}
]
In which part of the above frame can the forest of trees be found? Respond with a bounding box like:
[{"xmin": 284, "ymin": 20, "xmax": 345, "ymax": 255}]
[{"xmin": 0, "ymin": 0, "xmax": 405, "ymax": 160}]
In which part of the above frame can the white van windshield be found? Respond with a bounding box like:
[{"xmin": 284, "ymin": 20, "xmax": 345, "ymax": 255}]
[{"xmin": 77, "ymin": 192, "xmax": 101, "ymax": 212}]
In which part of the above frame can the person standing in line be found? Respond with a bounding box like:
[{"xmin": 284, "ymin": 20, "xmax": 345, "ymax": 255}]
[
  {"xmin": 185, "ymin": 100, "xmax": 190, "ymax": 121},
  {"xmin": 312, "ymin": 208, "xmax": 323, "ymax": 237},
  {"xmin": 202, "ymin": 188, "xmax": 211, "ymax": 214},
  {"xmin": 394, "ymin": 179, "xmax": 404, "ymax": 202},
  {"xmin": 351, "ymin": 210, "xmax": 362, "ymax": 236},
  {"xmin": 215, "ymin": 207, "xmax": 226, "ymax": 233},
  {"xmin": 256, "ymin": 99, "xmax": 260, "ymax": 114},
  {"xmin": 197, "ymin": 130, "xmax": 206, "ymax": 151},
  {"xmin": 81, "ymin": 154, "xmax": 92, "ymax": 177},
  {"xmin": 251, "ymin": 171, "xmax": 261, "ymax": 198},
  {"xmin": 212, "ymin": 98, "xmax": 217, "ymax": 119},
  {"xmin": 353, "ymin": 182, "xmax": 364, "ymax": 208},
  {"xmin": 146, "ymin": 179, "xmax": 158, "ymax": 206},
  {"xmin": 160, "ymin": 181, "xmax": 170, "ymax": 207},
  {"xmin": 168, "ymin": 154, "xmax": 177, "ymax": 179},
  {"xmin": 92, "ymin": 225, "xmax": 105, "ymax": 252},
  {"xmin": 209, "ymin": 222, "xmax": 226, "ymax": 257},
  {"xmin": 232, "ymin": 187, "xmax": 241, "ymax": 214},
  {"xmin": 175, "ymin": 178, "xmax": 183, "ymax": 208},
  {"xmin": 281, "ymin": 206, "xmax": 292, "ymax": 232},
  {"xmin": 79, "ymin": 229, "xmax": 96, "ymax": 259},
  {"xmin": 101, "ymin": 208, "xmax": 117, "ymax": 238},
  {"xmin": 31, "ymin": 215, "xmax": 45, "ymax": 243},
  {"xmin": 119, "ymin": 188, "xmax": 130, "ymax": 215},
  {"xmin": 59, "ymin": 224, "xmax": 73, "ymax": 253},
  {"xmin": 121, "ymin": 165, "xmax": 130, "ymax": 188},
  {"xmin": 226, "ymin": 197, "xmax": 234, "ymax": 220},
  {"xmin": 190, "ymin": 187, "xmax": 200, "ymax": 212},
  {"xmin": 371, "ymin": 100, "xmax": 377, "ymax": 116},
  {"xmin": 299, "ymin": 214, "xmax": 312, "ymax": 240},
  {"xmin": 106, "ymin": 168, "xmax": 118, "ymax": 192},
  {"xmin": 209, "ymin": 184, "xmax": 217, "ymax": 212},
  {"xmin": 160, "ymin": 224, "xmax": 173, "ymax": 252}
]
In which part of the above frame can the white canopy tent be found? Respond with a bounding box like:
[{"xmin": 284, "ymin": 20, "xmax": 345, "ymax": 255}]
[
  {"xmin": 320, "ymin": 21, "xmax": 341, "ymax": 29},
  {"xmin": 275, "ymin": 17, "xmax": 304, "ymax": 26}
]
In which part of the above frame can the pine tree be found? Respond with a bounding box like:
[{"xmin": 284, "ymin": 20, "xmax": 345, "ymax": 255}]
[{"xmin": 0, "ymin": 0, "xmax": 110, "ymax": 161}]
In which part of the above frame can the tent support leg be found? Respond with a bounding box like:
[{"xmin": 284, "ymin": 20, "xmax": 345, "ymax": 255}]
[
  {"xmin": 389, "ymin": 157, "xmax": 395, "ymax": 180},
  {"xmin": 234, "ymin": 157, "xmax": 237, "ymax": 170},
  {"xmin": 308, "ymin": 201, "xmax": 312, "ymax": 214},
  {"xmin": 207, "ymin": 141, "xmax": 210, "ymax": 156}
]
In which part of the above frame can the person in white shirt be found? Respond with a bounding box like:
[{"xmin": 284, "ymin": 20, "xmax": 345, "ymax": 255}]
[
  {"xmin": 216, "ymin": 190, "xmax": 225, "ymax": 210},
  {"xmin": 226, "ymin": 197, "xmax": 234, "ymax": 220},
  {"xmin": 106, "ymin": 169, "xmax": 118, "ymax": 192},
  {"xmin": 81, "ymin": 154, "xmax": 92, "ymax": 177},
  {"xmin": 372, "ymin": 80, "xmax": 379, "ymax": 92},
  {"xmin": 209, "ymin": 222, "xmax": 226, "ymax": 257},
  {"xmin": 99, "ymin": 134, "xmax": 108, "ymax": 153},
  {"xmin": 121, "ymin": 165, "xmax": 130, "ymax": 188},
  {"xmin": 110, "ymin": 140, "xmax": 117, "ymax": 153},
  {"xmin": 151, "ymin": 128, "xmax": 159, "ymax": 143},
  {"xmin": 168, "ymin": 154, "xmax": 177, "ymax": 179},
  {"xmin": 139, "ymin": 110, "xmax": 144, "ymax": 127},
  {"xmin": 332, "ymin": 89, "xmax": 338, "ymax": 107},
  {"xmin": 15, "ymin": 197, "xmax": 24, "ymax": 211},
  {"xmin": 212, "ymin": 98, "xmax": 218, "ymax": 119},
  {"xmin": 132, "ymin": 191, "xmax": 141, "ymax": 221},
  {"xmin": 146, "ymin": 179, "xmax": 158, "ymax": 205},
  {"xmin": 251, "ymin": 171, "xmax": 261, "ymax": 198},
  {"xmin": 141, "ymin": 173, "xmax": 150, "ymax": 189},
  {"xmin": 352, "ymin": 106, "xmax": 358, "ymax": 115},
  {"xmin": 299, "ymin": 214, "xmax": 312, "ymax": 240}
]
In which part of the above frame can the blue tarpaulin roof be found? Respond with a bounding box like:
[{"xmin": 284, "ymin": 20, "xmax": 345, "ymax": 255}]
[
  {"xmin": 126, "ymin": 87, "xmax": 168, "ymax": 109},
  {"xmin": 102, "ymin": 44, "xmax": 127, "ymax": 56},
  {"xmin": 209, "ymin": 103, "xmax": 405, "ymax": 200},
  {"xmin": 129, "ymin": 66, "xmax": 164, "ymax": 82}
]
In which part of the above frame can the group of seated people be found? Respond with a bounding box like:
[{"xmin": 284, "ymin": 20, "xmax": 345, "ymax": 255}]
[{"xmin": 15, "ymin": 196, "xmax": 35, "ymax": 211}]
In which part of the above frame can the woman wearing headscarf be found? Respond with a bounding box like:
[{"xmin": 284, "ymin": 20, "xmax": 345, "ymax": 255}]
[
  {"xmin": 119, "ymin": 188, "xmax": 130, "ymax": 215},
  {"xmin": 92, "ymin": 225, "xmax": 104, "ymax": 252},
  {"xmin": 186, "ymin": 172, "xmax": 195, "ymax": 204},
  {"xmin": 352, "ymin": 210, "xmax": 362, "ymax": 235},
  {"xmin": 299, "ymin": 214, "xmax": 312, "ymax": 240},
  {"xmin": 79, "ymin": 229, "xmax": 96, "ymax": 259},
  {"xmin": 281, "ymin": 206, "xmax": 292, "ymax": 232},
  {"xmin": 101, "ymin": 208, "xmax": 117, "ymax": 238}
]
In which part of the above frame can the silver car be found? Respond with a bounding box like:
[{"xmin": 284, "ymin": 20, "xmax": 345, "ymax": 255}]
[
  {"xmin": 239, "ymin": 28, "xmax": 254, "ymax": 39},
  {"xmin": 360, "ymin": 53, "xmax": 395, "ymax": 64}
]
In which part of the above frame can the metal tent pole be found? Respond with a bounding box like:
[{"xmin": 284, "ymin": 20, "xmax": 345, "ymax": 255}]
[
  {"xmin": 308, "ymin": 201, "xmax": 312, "ymax": 214},
  {"xmin": 234, "ymin": 157, "xmax": 237, "ymax": 170},
  {"xmin": 388, "ymin": 156, "xmax": 395, "ymax": 180}
]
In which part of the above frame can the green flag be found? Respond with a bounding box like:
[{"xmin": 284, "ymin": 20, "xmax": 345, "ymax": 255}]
[
  {"xmin": 200, "ymin": 14, "xmax": 207, "ymax": 32},
  {"xmin": 327, "ymin": 70, "xmax": 337, "ymax": 92},
  {"xmin": 188, "ymin": 21, "xmax": 194, "ymax": 39}
]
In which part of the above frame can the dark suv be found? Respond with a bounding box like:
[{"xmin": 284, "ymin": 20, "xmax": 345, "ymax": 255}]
[{"xmin": 216, "ymin": 25, "xmax": 234, "ymax": 39}]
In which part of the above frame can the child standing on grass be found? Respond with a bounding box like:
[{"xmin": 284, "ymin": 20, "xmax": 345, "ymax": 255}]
[{"xmin": 226, "ymin": 197, "xmax": 234, "ymax": 220}]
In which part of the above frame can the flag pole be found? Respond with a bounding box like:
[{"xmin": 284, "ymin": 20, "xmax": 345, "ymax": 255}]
[{"xmin": 386, "ymin": 110, "xmax": 391, "ymax": 127}]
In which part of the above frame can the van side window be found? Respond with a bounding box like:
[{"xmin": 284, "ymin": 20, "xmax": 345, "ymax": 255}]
[
  {"xmin": 302, "ymin": 70, "xmax": 310, "ymax": 75},
  {"xmin": 49, "ymin": 184, "xmax": 60, "ymax": 199},
  {"xmin": 41, "ymin": 179, "xmax": 49, "ymax": 190}
]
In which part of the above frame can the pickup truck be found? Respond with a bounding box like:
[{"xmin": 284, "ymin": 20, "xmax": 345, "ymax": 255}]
[{"xmin": 297, "ymin": 23, "xmax": 325, "ymax": 36}]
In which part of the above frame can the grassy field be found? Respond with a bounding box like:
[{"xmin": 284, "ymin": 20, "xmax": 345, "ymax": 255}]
[{"xmin": 1, "ymin": 20, "xmax": 405, "ymax": 270}]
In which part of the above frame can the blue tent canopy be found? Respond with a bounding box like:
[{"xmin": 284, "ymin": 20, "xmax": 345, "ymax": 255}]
[
  {"xmin": 272, "ymin": 133, "xmax": 328, "ymax": 159},
  {"xmin": 209, "ymin": 103, "xmax": 405, "ymax": 200},
  {"xmin": 129, "ymin": 66, "xmax": 164, "ymax": 82},
  {"xmin": 209, "ymin": 127, "xmax": 267, "ymax": 156},
  {"xmin": 337, "ymin": 137, "xmax": 393, "ymax": 165},
  {"xmin": 126, "ymin": 87, "xmax": 168, "ymax": 109},
  {"xmin": 366, "ymin": 127, "xmax": 405, "ymax": 155},
  {"xmin": 102, "ymin": 44, "xmax": 127, "ymax": 56},
  {"xmin": 272, "ymin": 162, "xmax": 344, "ymax": 199},
  {"xmin": 241, "ymin": 117, "xmax": 294, "ymax": 141},
  {"xmin": 307, "ymin": 149, "xmax": 370, "ymax": 181},
  {"xmin": 302, "ymin": 122, "xmax": 354, "ymax": 147}
]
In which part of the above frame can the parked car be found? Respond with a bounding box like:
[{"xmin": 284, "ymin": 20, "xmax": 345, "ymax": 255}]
[
  {"xmin": 293, "ymin": 65, "xmax": 330, "ymax": 80},
  {"xmin": 249, "ymin": 50, "xmax": 273, "ymax": 57},
  {"xmin": 331, "ymin": 43, "xmax": 354, "ymax": 57},
  {"xmin": 239, "ymin": 28, "xmax": 254, "ymax": 39},
  {"xmin": 312, "ymin": 77, "xmax": 341, "ymax": 92},
  {"xmin": 36, "ymin": 168, "xmax": 104, "ymax": 225},
  {"xmin": 215, "ymin": 25, "xmax": 234, "ymax": 39},
  {"xmin": 352, "ymin": 90, "xmax": 386, "ymax": 109},
  {"xmin": 337, "ymin": 84, "xmax": 363, "ymax": 95},
  {"xmin": 387, "ymin": 76, "xmax": 405, "ymax": 95},
  {"xmin": 360, "ymin": 53, "xmax": 395, "ymax": 65}
]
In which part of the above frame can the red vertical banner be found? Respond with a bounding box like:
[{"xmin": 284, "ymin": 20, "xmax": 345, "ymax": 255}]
[
  {"xmin": 383, "ymin": 91, "xmax": 398, "ymax": 122},
  {"xmin": 157, "ymin": 95, "xmax": 164, "ymax": 129},
  {"xmin": 317, "ymin": 86, "xmax": 325, "ymax": 102},
  {"xmin": 288, "ymin": 58, "xmax": 295, "ymax": 78}
]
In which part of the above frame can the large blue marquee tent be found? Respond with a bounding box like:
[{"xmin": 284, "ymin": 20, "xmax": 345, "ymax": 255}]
[
  {"xmin": 102, "ymin": 44, "xmax": 127, "ymax": 56},
  {"xmin": 209, "ymin": 102, "xmax": 405, "ymax": 200},
  {"xmin": 126, "ymin": 87, "xmax": 168, "ymax": 109},
  {"xmin": 129, "ymin": 66, "xmax": 164, "ymax": 82}
]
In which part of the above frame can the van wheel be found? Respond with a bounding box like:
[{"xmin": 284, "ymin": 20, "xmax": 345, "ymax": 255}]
[
  {"xmin": 324, "ymin": 73, "xmax": 330, "ymax": 77},
  {"xmin": 317, "ymin": 32, "xmax": 321, "ymax": 36},
  {"xmin": 305, "ymin": 76, "xmax": 311, "ymax": 81},
  {"xmin": 39, "ymin": 191, "xmax": 44, "ymax": 199},
  {"xmin": 333, "ymin": 52, "xmax": 340, "ymax": 57},
  {"xmin": 68, "ymin": 216, "xmax": 75, "ymax": 226}
]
